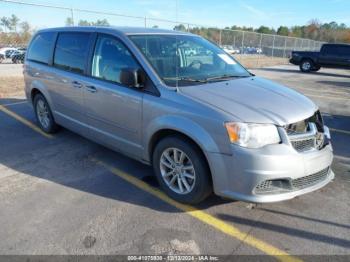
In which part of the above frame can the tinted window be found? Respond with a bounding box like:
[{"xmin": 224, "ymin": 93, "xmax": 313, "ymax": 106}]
[
  {"xmin": 92, "ymin": 35, "xmax": 139, "ymax": 84},
  {"xmin": 27, "ymin": 32, "xmax": 55, "ymax": 64},
  {"xmin": 338, "ymin": 46, "xmax": 350, "ymax": 56},
  {"xmin": 323, "ymin": 45, "xmax": 340, "ymax": 55},
  {"xmin": 54, "ymin": 33, "xmax": 90, "ymax": 74}
]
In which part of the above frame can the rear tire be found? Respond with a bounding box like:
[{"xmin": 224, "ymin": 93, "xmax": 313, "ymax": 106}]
[
  {"xmin": 300, "ymin": 59, "xmax": 313, "ymax": 72},
  {"xmin": 33, "ymin": 93, "xmax": 59, "ymax": 134},
  {"xmin": 152, "ymin": 136, "xmax": 212, "ymax": 204}
]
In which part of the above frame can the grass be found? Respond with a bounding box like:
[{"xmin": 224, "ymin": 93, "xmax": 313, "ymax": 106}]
[
  {"xmin": 0, "ymin": 75, "xmax": 25, "ymax": 98},
  {"xmin": 235, "ymin": 55, "xmax": 289, "ymax": 68}
]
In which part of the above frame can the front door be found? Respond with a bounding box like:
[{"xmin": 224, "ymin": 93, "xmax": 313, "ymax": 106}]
[{"xmin": 84, "ymin": 34, "xmax": 144, "ymax": 158}]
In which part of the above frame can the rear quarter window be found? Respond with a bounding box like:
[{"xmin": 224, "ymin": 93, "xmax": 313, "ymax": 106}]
[
  {"xmin": 53, "ymin": 32, "xmax": 91, "ymax": 74},
  {"xmin": 27, "ymin": 32, "xmax": 56, "ymax": 64}
]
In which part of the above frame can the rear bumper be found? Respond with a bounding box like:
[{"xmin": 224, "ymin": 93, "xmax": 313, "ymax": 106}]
[
  {"xmin": 207, "ymin": 142, "xmax": 334, "ymax": 203},
  {"xmin": 289, "ymin": 58, "xmax": 300, "ymax": 65}
]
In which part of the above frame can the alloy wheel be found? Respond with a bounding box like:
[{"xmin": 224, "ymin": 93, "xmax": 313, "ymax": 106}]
[{"xmin": 159, "ymin": 147, "xmax": 196, "ymax": 194}]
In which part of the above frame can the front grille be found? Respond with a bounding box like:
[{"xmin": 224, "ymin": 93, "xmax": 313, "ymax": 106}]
[
  {"xmin": 291, "ymin": 138, "xmax": 315, "ymax": 152},
  {"xmin": 254, "ymin": 167, "xmax": 330, "ymax": 194},
  {"xmin": 291, "ymin": 167, "xmax": 329, "ymax": 190},
  {"xmin": 285, "ymin": 111, "xmax": 326, "ymax": 153}
]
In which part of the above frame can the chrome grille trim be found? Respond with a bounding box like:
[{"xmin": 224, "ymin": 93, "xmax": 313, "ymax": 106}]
[
  {"xmin": 286, "ymin": 122, "xmax": 325, "ymax": 153},
  {"xmin": 291, "ymin": 138, "xmax": 316, "ymax": 152}
]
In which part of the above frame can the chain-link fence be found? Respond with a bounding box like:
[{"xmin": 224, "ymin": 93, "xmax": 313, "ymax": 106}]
[{"xmin": 0, "ymin": 0, "xmax": 326, "ymax": 67}]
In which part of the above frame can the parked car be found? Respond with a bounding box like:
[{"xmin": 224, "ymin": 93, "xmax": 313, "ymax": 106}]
[
  {"xmin": 5, "ymin": 48, "xmax": 18, "ymax": 58},
  {"xmin": 290, "ymin": 43, "xmax": 350, "ymax": 72},
  {"xmin": 241, "ymin": 46, "xmax": 262, "ymax": 54},
  {"xmin": 24, "ymin": 27, "xmax": 334, "ymax": 204},
  {"xmin": 0, "ymin": 47, "xmax": 18, "ymax": 61},
  {"xmin": 222, "ymin": 45, "xmax": 240, "ymax": 55},
  {"xmin": 10, "ymin": 49, "xmax": 25, "ymax": 58},
  {"xmin": 12, "ymin": 50, "xmax": 26, "ymax": 64}
]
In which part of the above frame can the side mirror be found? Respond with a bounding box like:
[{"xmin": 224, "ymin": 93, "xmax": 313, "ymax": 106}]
[{"xmin": 120, "ymin": 68, "xmax": 145, "ymax": 89}]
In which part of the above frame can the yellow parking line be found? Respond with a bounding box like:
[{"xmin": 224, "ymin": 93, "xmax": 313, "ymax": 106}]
[
  {"xmin": 92, "ymin": 158, "xmax": 301, "ymax": 262},
  {"xmin": 330, "ymin": 128, "xmax": 350, "ymax": 136},
  {"xmin": 0, "ymin": 104, "xmax": 53, "ymax": 139}
]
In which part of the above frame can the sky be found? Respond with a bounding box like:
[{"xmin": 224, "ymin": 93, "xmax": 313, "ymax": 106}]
[{"xmin": 1, "ymin": 0, "xmax": 350, "ymax": 30}]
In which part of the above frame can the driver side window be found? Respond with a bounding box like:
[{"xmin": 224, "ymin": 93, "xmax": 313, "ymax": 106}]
[{"xmin": 92, "ymin": 35, "xmax": 139, "ymax": 84}]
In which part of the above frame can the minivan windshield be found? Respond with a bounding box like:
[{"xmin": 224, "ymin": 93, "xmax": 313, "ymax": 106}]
[{"xmin": 129, "ymin": 34, "xmax": 251, "ymax": 87}]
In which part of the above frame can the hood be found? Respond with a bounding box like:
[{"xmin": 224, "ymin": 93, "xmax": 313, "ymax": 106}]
[{"xmin": 179, "ymin": 77, "xmax": 318, "ymax": 126}]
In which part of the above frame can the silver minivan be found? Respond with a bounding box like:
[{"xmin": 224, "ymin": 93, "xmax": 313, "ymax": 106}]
[{"xmin": 24, "ymin": 27, "xmax": 334, "ymax": 204}]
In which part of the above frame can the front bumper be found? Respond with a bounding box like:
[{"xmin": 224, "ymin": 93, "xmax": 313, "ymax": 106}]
[{"xmin": 207, "ymin": 141, "xmax": 334, "ymax": 203}]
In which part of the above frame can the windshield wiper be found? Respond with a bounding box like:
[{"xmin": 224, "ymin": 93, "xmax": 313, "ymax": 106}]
[
  {"xmin": 205, "ymin": 75, "xmax": 250, "ymax": 82},
  {"xmin": 163, "ymin": 77, "xmax": 207, "ymax": 83}
]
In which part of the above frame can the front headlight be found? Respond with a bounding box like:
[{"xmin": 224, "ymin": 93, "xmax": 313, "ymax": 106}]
[{"xmin": 224, "ymin": 122, "xmax": 281, "ymax": 148}]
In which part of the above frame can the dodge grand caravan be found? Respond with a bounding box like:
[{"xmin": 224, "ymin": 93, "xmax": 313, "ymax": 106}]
[{"xmin": 24, "ymin": 27, "xmax": 334, "ymax": 204}]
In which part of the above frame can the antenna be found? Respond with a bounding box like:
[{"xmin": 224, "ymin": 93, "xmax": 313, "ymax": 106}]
[{"xmin": 175, "ymin": 0, "xmax": 179, "ymax": 92}]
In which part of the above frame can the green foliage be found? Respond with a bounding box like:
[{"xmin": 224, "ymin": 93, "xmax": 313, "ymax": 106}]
[
  {"xmin": 78, "ymin": 19, "xmax": 110, "ymax": 26},
  {"xmin": 173, "ymin": 24, "xmax": 187, "ymax": 32},
  {"xmin": 277, "ymin": 26, "xmax": 289, "ymax": 36},
  {"xmin": 256, "ymin": 26, "xmax": 275, "ymax": 34}
]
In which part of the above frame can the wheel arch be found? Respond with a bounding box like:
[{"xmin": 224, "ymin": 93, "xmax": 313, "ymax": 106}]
[
  {"xmin": 28, "ymin": 81, "xmax": 53, "ymax": 108},
  {"xmin": 144, "ymin": 116, "xmax": 222, "ymax": 163},
  {"xmin": 301, "ymin": 57, "xmax": 317, "ymax": 65}
]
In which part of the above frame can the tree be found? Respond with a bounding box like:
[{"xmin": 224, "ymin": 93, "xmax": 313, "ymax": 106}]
[
  {"xmin": 0, "ymin": 17, "xmax": 10, "ymax": 32},
  {"xmin": 290, "ymin": 26, "xmax": 303, "ymax": 38},
  {"xmin": 9, "ymin": 14, "xmax": 20, "ymax": 32},
  {"xmin": 92, "ymin": 19, "xmax": 109, "ymax": 26},
  {"xmin": 277, "ymin": 26, "xmax": 289, "ymax": 36},
  {"xmin": 19, "ymin": 21, "xmax": 32, "ymax": 43},
  {"xmin": 78, "ymin": 20, "xmax": 92, "ymax": 26},
  {"xmin": 256, "ymin": 26, "xmax": 274, "ymax": 34},
  {"xmin": 78, "ymin": 19, "xmax": 109, "ymax": 26},
  {"xmin": 65, "ymin": 17, "xmax": 74, "ymax": 26},
  {"xmin": 173, "ymin": 24, "xmax": 186, "ymax": 32}
]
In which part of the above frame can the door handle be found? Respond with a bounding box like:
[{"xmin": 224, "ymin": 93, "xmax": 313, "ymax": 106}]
[
  {"xmin": 86, "ymin": 85, "xmax": 97, "ymax": 93},
  {"xmin": 72, "ymin": 81, "xmax": 82, "ymax": 88}
]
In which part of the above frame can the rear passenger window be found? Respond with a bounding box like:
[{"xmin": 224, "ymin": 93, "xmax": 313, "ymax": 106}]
[
  {"xmin": 54, "ymin": 33, "xmax": 90, "ymax": 74},
  {"xmin": 27, "ymin": 32, "xmax": 55, "ymax": 64}
]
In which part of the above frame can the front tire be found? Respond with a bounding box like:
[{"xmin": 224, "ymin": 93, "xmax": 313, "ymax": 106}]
[
  {"xmin": 152, "ymin": 136, "xmax": 212, "ymax": 204},
  {"xmin": 33, "ymin": 93, "xmax": 59, "ymax": 134}
]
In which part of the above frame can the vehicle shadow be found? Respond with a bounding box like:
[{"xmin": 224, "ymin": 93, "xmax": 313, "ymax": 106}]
[
  {"xmin": 258, "ymin": 208, "xmax": 350, "ymax": 230},
  {"xmin": 316, "ymin": 80, "xmax": 350, "ymax": 88},
  {"xmin": 258, "ymin": 67, "xmax": 350, "ymax": 79},
  {"xmin": 0, "ymin": 97, "xmax": 26, "ymax": 105},
  {"xmin": 216, "ymin": 213, "xmax": 350, "ymax": 248}
]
